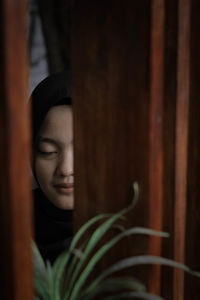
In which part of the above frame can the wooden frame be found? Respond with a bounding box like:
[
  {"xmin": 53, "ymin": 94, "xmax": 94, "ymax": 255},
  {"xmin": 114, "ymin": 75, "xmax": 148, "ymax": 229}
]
[
  {"xmin": 0, "ymin": 0, "xmax": 33, "ymax": 299},
  {"xmin": 0, "ymin": 0, "xmax": 199, "ymax": 299}
]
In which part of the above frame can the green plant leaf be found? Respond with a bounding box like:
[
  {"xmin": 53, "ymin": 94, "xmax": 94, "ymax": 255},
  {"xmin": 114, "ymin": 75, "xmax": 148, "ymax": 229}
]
[
  {"xmin": 32, "ymin": 242, "xmax": 51, "ymax": 300},
  {"xmin": 51, "ymin": 249, "xmax": 71, "ymax": 300},
  {"xmin": 81, "ymin": 277, "xmax": 146, "ymax": 300},
  {"xmin": 98, "ymin": 276, "xmax": 146, "ymax": 292},
  {"xmin": 32, "ymin": 241, "xmax": 47, "ymax": 277},
  {"xmin": 103, "ymin": 291, "xmax": 164, "ymax": 300},
  {"xmin": 51, "ymin": 213, "xmax": 112, "ymax": 300},
  {"xmin": 60, "ymin": 241, "xmax": 89, "ymax": 298},
  {"xmin": 63, "ymin": 238, "xmax": 89, "ymax": 290},
  {"xmin": 66, "ymin": 182, "xmax": 139, "ymax": 300},
  {"xmin": 34, "ymin": 275, "xmax": 52, "ymax": 300},
  {"xmin": 72, "ymin": 227, "xmax": 168, "ymax": 300},
  {"xmin": 33, "ymin": 181, "xmax": 200, "ymax": 300},
  {"xmin": 83, "ymin": 252, "xmax": 200, "ymax": 300},
  {"xmin": 91, "ymin": 255, "xmax": 200, "ymax": 288}
]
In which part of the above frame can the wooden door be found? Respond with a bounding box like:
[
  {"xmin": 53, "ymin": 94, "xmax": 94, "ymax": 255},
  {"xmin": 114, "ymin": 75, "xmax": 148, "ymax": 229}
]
[
  {"xmin": 0, "ymin": 0, "xmax": 200, "ymax": 299},
  {"xmin": 0, "ymin": 0, "xmax": 33, "ymax": 299},
  {"xmin": 72, "ymin": 0, "xmax": 200, "ymax": 299}
]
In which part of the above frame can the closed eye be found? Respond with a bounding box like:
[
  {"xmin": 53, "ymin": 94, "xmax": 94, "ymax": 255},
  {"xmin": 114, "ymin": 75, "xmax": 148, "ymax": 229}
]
[{"xmin": 38, "ymin": 150, "xmax": 57, "ymax": 156}]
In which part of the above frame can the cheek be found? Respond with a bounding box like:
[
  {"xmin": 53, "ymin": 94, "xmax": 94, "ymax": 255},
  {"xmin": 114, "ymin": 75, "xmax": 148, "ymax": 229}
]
[
  {"xmin": 35, "ymin": 158, "xmax": 54, "ymax": 185},
  {"xmin": 69, "ymin": 148, "xmax": 73, "ymax": 166}
]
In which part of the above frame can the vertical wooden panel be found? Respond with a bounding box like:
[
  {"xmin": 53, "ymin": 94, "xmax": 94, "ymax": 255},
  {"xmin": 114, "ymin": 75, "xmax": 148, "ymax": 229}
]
[
  {"xmin": 148, "ymin": 0, "xmax": 165, "ymax": 294},
  {"xmin": 0, "ymin": 0, "xmax": 33, "ymax": 299},
  {"xmin": 73, "ymin": 1, "xmax": 200, "ymax": 298},
  {"xmin": 185, "ymin": 0, "xmax": 200, "ymax": 298},
  {"xmin": 73, "ymin": 0, "xmax": 151, "ymax": 284},
  {"xmin": 174, "ymin": 0, "xmax": 190, "ymax": 299},
  {"xmin": 161, "ymin": 1, "xmax": 178, "ymax": 299}
]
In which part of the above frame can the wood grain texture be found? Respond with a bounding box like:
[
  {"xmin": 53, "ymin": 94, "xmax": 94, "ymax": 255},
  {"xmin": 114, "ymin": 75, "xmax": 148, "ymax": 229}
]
[
  {"xmin": 160, "ymin": 1, "xmax": 178, "ymax": 299},
  {"xmin": 0, "ymin": 0, "xmax": 33, "ymax": 299},
  {"xmin": 174, "ymin": 0, "xmax": 190, "ymax": 299},
  {"xmin": 73, "ymin": 1, "xmax": 200, "ymax": 298},
  {"xmin": 148, "ymin": 0, "xmax": 165, "ymax": 294},
  {"xmin": 73, "ymin": 0, "xmax": 151, "ymax": 285},
  {"xmin": 184, "ymin": 0, "xmax": 200, "ymax": 298}
]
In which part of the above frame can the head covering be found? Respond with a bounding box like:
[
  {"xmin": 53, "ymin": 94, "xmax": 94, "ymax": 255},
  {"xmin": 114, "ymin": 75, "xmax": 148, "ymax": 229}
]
[
  {"xmin": 31, "ymin": 71, "xmax": 73, "ymax": 264},
  {"xmin": 31, "ymin": 71, "xmax": 72, "ymax": 147}
]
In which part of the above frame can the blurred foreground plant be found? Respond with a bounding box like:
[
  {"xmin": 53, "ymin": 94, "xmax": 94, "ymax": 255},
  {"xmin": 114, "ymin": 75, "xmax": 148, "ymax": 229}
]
[{"xmin": 33, "ymin": 182, "xmax": 200, "ymax": 300}]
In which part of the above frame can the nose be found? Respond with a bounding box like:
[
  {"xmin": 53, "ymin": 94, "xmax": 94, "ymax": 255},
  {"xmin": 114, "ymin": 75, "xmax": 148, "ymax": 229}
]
[{"xmin": 55, "ymin": 149, "xmax": 73, "ymax": 179}]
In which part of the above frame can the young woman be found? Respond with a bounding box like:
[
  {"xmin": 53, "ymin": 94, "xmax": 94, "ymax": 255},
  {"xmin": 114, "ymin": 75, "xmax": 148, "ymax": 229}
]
[{"xmin": 31, "ymin": 71, "xmax": 73, "ymax": 263}]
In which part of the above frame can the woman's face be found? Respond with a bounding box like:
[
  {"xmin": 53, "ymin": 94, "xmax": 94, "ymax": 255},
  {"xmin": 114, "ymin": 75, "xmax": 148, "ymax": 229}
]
[{"xmin": 35, "ymin": 105, "xmax": 74, "ymax": 209}]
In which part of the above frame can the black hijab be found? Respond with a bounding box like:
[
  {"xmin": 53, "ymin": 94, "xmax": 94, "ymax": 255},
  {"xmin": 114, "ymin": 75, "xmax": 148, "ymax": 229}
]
[
  {"xmin": 32, "ymin": 71, "xmax": 72, "ymax": 147},
  {"xmin": 31, "ymin": 71, "xmax": 73, "ymax": 264}
]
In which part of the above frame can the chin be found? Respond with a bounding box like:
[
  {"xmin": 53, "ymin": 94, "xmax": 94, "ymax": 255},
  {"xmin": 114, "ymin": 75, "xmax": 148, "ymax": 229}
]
[{"xmin": 53, "ymin": 195, "xmax": 74, "ymax": 210}]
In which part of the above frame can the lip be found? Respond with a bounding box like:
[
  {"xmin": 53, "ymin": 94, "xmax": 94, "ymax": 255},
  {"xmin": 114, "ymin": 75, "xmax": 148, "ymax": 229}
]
[
  {"xmin": 54, "ymin": 183, "xmax": 74, "ymax": 188},
  {"xmin": 54, "ymin": 183, "xmax": 74, "ymax": 194}
]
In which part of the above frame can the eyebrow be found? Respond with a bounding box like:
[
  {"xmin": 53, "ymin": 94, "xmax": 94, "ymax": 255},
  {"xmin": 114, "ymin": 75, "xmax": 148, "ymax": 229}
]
[
  {"xmin": 38, "ymin": 136, "xmax": 74, "ymax": 145},
  {"xmin": 38, "ymin": 136, "xmax": 58, "ymax": 145}
]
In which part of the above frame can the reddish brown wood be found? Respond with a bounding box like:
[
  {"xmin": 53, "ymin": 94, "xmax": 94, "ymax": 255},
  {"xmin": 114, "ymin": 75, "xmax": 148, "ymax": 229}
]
[
  {"xmin": 174, "ymin": 0, "xmax": 190, "ymax": 299},
  {"xmin": 73, "ymin": 0, "xmax": 151, "ymax": 285},
  {"xmin": 160, "ymin": 1, "xmax": 178, "ymax": 299},
  {"xmin": 148, "ymin": 0, "xmax": 165, "ymax": 294},
  {"xmin": 184, "ymin": 0, "xmax": 200, "ymax": 298},
  {"xmin": 0, "ymin": 0, "xmax": 33, "ymax": 299},
  {"xmin": 72, "ymin": 0, "xmax": 199, "ymax": 298}
]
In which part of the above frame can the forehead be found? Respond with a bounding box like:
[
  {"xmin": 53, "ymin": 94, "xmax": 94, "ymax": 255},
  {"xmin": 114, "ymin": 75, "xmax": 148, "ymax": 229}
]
[{"xmin": 39, "ymin": 105, "xmax": 73, "ymax": 143}]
